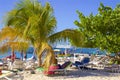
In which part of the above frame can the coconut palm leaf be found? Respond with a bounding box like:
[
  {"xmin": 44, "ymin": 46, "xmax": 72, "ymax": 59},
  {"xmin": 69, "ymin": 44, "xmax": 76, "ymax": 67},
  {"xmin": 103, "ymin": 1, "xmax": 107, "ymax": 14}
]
[
  {"xmin": 0, "ymin": 26, "xmax": 29, "ymax": 54},
  {"xmin": 0, "ymin": 44, "xmax": 10, "ymax": 53},
  {"xmin": 48, "ymin": 29, "xmax": 84, "ymax": 46}
]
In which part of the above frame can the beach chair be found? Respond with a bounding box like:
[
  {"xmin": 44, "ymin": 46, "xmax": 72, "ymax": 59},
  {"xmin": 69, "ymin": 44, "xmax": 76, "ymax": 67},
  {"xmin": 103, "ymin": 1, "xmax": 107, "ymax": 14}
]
[
  {"xmin": 0, "ymin": 59, "xmax": 8, "ymax": 70},
  {"xmin": 89, "ymin": 56, "xmax": 110, "ymax": 69},
  {"xmin": 0, "ymin": 70, "xmax": 16, "ymax": 80},
  {"xmin": 24, "ymin": 59, "xmax": 37, "ymax": 70},
  {"xmin": 0, "ymin": 70, "xmax": 24, "ymax": 80},
  {"xmin": 0, "ymin": 59, "xmax": 4, "ymax": 68},
  {"xmin": 45, "ymin": 61, "xmax": 72, "ymax": 75},
  {"xmin": 104, "ymin": 64, "xmax": 120, "ymax": 73},
  {"xmin": 72, "ymin": 57, "xmax": 90, "ymax": 70},
  {"xmin": 8, "ymin": 59, "xmax": 25, "ymax": 70}
]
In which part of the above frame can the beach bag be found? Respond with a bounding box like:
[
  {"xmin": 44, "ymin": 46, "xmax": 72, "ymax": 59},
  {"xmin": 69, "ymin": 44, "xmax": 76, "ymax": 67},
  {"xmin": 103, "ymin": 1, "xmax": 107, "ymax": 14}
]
[
  {"xmin": 49, "ymin": 64, "xmax": 59, "ymax": 70},
  {"xmin": 44, "ymin": 64, "xmax": 59, "ymax": 75},
  {"xmin": 43, "ymin": 70, "xmax": 54, "ymax": 75}
]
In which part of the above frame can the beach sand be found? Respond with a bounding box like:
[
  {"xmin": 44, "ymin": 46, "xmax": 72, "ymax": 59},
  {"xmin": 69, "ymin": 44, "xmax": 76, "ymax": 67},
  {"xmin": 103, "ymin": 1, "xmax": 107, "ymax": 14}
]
[
  {"xmin": 1, "ymin": 57, "xmax": 120, "ymax": 80},
  {"xmin": 21, "ymin": 69, "xmax": 120, "ymax": 80}
]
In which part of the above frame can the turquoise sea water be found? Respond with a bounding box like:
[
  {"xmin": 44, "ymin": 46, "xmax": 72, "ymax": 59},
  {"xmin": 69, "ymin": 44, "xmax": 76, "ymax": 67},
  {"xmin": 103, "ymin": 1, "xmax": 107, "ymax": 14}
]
[
  {"xmin": 0, "ymin": 47, "xmax": 34, "ymax": 59},
  {"xmin": 53, "ymin": 47, "xmax": 106, "ymax": 55},
  {"xmin": 0, "ymin": 52, "xmax": 33, "ymax": 59},
  {"xmin": 0, "ymin": 47, "xmax": 106, "ymax": 59}
]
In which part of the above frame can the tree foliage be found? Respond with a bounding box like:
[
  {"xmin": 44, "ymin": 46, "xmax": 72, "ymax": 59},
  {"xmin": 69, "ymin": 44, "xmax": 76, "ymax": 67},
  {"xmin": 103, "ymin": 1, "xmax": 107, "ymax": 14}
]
[
  {"xmin": 74, "ymin": 3, "xmax": 120, "ymax": 54},
  {"xmin": 0, "ymin": 0, "xmax": 58, "ymax": 68},
  {"xmin": 0, "ymin": 0, "xmax": 81, "ymax": 68}
]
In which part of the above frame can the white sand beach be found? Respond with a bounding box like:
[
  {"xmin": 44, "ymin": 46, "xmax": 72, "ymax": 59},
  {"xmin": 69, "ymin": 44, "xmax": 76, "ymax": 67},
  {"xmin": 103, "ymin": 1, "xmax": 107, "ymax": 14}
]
[
  {"xmin": 1, "ymin": 56, "xmax": 120, "ymax": 80},
  {"xmin": 20, "ymin": 68, "xmax": 120, "ymax": 80}
]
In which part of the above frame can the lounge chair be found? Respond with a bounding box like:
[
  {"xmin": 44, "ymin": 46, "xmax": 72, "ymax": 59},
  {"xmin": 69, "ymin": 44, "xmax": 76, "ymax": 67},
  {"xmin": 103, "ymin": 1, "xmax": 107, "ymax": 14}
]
[
  {"xmin": 8, "ymin": 59, "xmax": 25, "ymax": 70},
  {"xmin": 24, "ymin": 59, "xmax": 37, "ymax": 70},
  {"xmin": 104, "ymin": 64, "xmax": 120, "ymax": 73},
  {"xmin": 0, "ymin": 70, "xmax": 16, "ymax": 80},
  {"xmin": 0, "ymin": 70, "xmax": 24, "ymax": 80},
  {"xmin": 89, "ymin": 56, "xmax": 110, "ymax": 69},
  {"xmin": 72, "ymin": 57, "xmax": 90, "ymax": 70},
  {"xmin": 0, "ymin": 59, "xmax": 8, "ymax": 70},
  {"xmin": 44, "ymin": 61, "xmax": 72, "ymax": 75},
  {"xmin": 0, "ymin": 59, "xmax": 4, "ymax": 68}
]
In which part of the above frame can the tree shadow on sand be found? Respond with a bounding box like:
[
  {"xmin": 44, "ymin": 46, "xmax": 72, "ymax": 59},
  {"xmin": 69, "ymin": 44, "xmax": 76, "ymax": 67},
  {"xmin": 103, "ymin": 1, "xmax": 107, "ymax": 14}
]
[{"xmin": 48, "ymin": 68, "xmax": 120, "ymax": 79}]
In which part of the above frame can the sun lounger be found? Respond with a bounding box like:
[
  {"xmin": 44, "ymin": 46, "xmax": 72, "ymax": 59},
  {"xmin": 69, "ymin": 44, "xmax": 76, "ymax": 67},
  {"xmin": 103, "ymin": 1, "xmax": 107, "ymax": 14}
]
[
  {"xmin": 72, "ymin": 57, "xmax": 90, "ymax": 70},
  {"xmin": 0, "ymin": 59, "xmax": 8, "ymax": 70},
  {"xmin": 51, "ymin": 61, "xmax": 72, "ymax": 74},
  {"xmin": 89, "ymin": 56, "xmax": 110, "ymax": 69},
  {"xmin": 0, "ymin": 70, "xmax": 24, "ymax": 80},
  {"xmin": 104, "ymin": 64, "xmax": 120, "ymax": 73},
  {"xmin": 0, "ymin": 70, "xmax": 16, "ymax": 80},
  {"xmin": 43, "ymin": 61, "xmax": 72, "ymax": 75},
  {"xmin": 8, "ymin": 59, "xmax": 25, "ymax": 70},
  {"xmin": 24, "ymin": 59, "xmax": 37, "ymax": 69}
]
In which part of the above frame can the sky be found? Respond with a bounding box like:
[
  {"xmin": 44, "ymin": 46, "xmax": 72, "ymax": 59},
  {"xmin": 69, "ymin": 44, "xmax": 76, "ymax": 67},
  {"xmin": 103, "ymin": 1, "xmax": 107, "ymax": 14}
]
[{"xmin": 0, "ymin": 0, "xmax": 120, "ymax": 32}]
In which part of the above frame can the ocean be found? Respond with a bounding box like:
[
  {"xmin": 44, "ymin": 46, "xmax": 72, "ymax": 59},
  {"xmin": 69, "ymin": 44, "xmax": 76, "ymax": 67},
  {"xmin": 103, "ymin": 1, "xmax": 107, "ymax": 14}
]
[
  {"xmin": 0, "ymin": 47, "xmax": 34, "ymax": 59},
  {"xmin": 54, "ymin": 48, "xmax": 106, "ymax": 55},
  {"xmin": 0, "ymin": 47, "xmax": 106, "ymax": 59}
]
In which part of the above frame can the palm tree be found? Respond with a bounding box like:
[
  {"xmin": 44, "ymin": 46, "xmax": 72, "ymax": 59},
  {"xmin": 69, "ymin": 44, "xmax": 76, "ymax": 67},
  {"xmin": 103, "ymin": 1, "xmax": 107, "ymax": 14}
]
[
  {"xmin": 1, "ymin": 0, "xmax": 82, "ymax": 69},
  {"xmin": 5, "ymin": 0, "xmax": 57, "ymax": 69},
  {"xmin": 0, "ymin": 26, "xmax": 29, "ymax": 59}
]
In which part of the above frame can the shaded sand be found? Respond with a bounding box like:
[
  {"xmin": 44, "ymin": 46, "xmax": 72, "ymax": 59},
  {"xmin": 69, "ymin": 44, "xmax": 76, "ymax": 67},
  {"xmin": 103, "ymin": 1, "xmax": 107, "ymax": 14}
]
[{"xmin": 21, "ymin": 69, "xmax": 120, "ymax": 80}]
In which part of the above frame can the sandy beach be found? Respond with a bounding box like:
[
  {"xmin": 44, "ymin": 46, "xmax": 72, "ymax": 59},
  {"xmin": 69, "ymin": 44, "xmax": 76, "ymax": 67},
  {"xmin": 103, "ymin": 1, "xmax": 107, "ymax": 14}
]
[
  {"xmin": 20, "ymin": 68, "xmax": 120, "ymax": 80},
  {"xmin": 1, "ymin": 57, "xmax": 120, "ymax": 80},
  {"xmin": 0, "ymin": 58, "xmax": 120, "ymax": 80}
]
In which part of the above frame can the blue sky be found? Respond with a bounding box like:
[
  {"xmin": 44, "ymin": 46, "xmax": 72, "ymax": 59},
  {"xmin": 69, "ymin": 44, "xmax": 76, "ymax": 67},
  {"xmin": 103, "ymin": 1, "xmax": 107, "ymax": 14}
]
[{"xmin": 0, "ymin": 0, "xmax": 120, "ymax": 32}]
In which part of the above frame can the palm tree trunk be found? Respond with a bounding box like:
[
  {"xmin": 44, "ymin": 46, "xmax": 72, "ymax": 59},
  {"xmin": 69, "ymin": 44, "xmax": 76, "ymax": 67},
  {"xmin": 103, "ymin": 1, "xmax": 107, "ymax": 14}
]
[
  {"xmin": 37, "ymin": 43, "xmax": 57, "ymax": 69},
  {"xmin": 38, "ymin": 55, "xmax": 42, "ymax": 67}
]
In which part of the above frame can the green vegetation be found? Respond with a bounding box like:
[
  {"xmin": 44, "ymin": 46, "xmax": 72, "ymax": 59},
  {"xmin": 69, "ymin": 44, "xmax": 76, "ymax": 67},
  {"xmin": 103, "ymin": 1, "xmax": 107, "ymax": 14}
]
[
  {"xmin": 72, "ymin": 3, "xmax": 120, "ymax": 53},
  {"xmin": 0, "ymin": 0, "xmax": 79, "ymax": 69},
  {"xmin": 71, "ymin": 3, "xmax": 120, "ymax": 64},
  {"xmin": 0, "ymin": 0, "xmax": 57, "ymax": 68}
]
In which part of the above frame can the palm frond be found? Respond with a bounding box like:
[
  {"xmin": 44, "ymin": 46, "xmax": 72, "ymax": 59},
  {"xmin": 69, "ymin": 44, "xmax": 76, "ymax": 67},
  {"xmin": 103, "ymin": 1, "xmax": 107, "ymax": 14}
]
[
  {"xmin": 0, "ymin": 44, "xmax": 10, "ymax": 53},
  {"xmin": 48, "ymin": 29, "xmax": 84, "ymax": 45}
]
